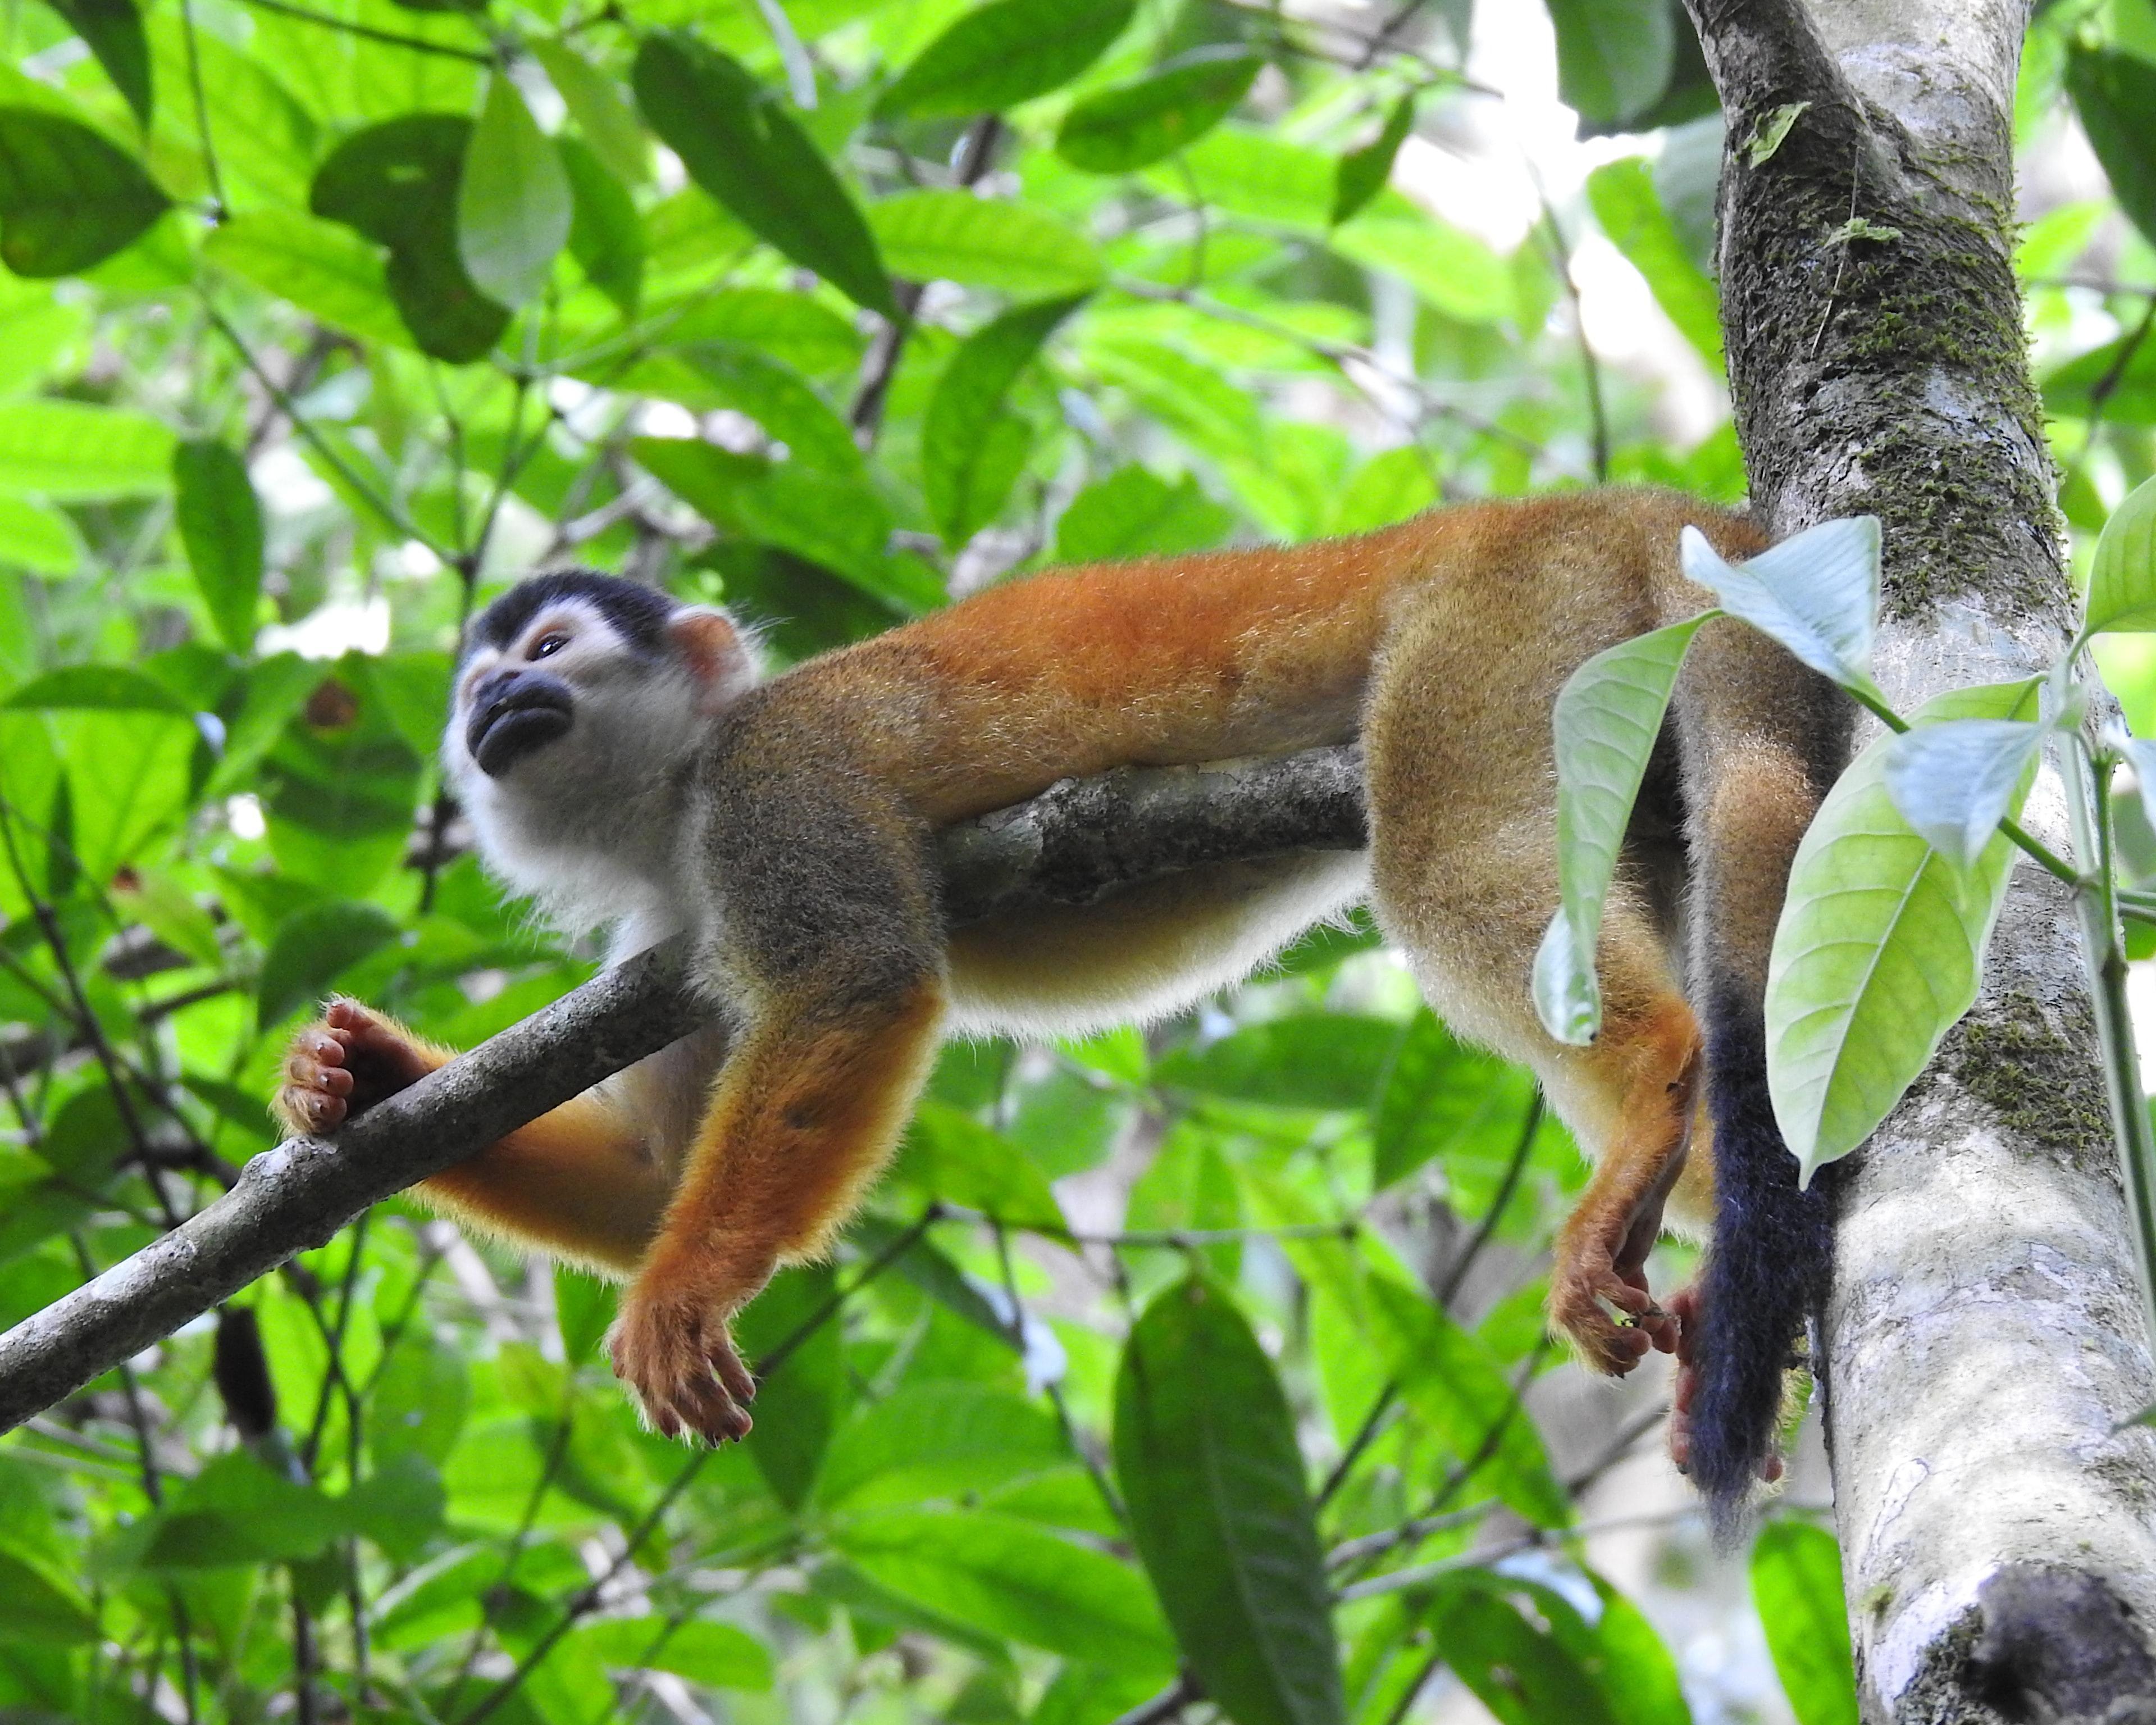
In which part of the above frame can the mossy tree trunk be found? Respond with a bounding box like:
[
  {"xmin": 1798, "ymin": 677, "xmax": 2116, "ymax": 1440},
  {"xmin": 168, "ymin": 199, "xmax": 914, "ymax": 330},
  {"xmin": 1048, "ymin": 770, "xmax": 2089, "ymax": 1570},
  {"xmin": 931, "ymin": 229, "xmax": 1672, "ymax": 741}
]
[{"xmin": 1684, "ymin": 1, "xmax": 2156, "ymax": 1718}]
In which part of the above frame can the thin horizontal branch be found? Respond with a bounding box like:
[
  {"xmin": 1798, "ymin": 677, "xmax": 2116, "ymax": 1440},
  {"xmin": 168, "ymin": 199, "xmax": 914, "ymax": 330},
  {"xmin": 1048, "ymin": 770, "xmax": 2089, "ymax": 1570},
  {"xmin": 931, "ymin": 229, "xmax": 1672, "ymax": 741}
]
[{"xmin": 0, "ymin": 746, "xmax": 1366, "ymax": 1435}]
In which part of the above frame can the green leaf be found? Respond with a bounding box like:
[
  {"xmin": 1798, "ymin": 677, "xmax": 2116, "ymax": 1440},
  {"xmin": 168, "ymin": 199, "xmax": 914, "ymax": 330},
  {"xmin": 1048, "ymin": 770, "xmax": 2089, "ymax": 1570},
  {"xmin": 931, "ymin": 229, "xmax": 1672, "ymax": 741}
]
[
  {"xmin": 1057, "ymin": 47, "xmax": 1261, "ymax": 175},
  {"xmin": 1154, "ymin": 1015, "xmax": 1399, "ymax": 1111},
  {"xmin": 5, "ymin": 664, "xmax": 184, "ymax": 709},
  {"xmin": 1587, "ymin": 157, "xmax": 1721, "ymax": 364},
  {"xmin": 571, "ymin": 1618, "xmax": 773, "ymax": 1691},
  {"xmin": 0, "ymin": 1551, "xmax": 97, "ymax": 1644},
  {"xmin": 553, "ymin": 1266, "xmax": 617, "ymax": 1366},
  {"xmin": 2068, "ymin": 47, "xmax": 2156, "ymax": 252},
  {"xmin": 2087, "ymin": 472, "xmax": 2156, "ymax": 634},
  {"xmin": 1329, "ymin": 202, "xmax": 1512, "ymax": 325},
  {"xmin": 1767, "ymin": 680, "xmax": 2041, "ymax": 1179},
  {"xmin": 1679, "ymin": 516, "xmax": 1881, "ymax": 694},
  {"xmin": 54, "ymin": 707, "xmax": 195, "ymax": 877},
  {"xmin": 1421, "ymin": 1574, "xmax": 1619, "ymax": 1725},
  {"xmin": 1328, "ymin": 447, "xmax": 1438, "ymax": 536},
  {"xmin": 173, "ymin": 438, "xmax": 265, "ymax": 655},
  {"xmin": 1547, "ymin": 0, "xmax": 1675, "ymax": 126},
  {"xmin": 530, "ymin": 37, "xmax": 649, "ymax": 187},
  {"xmin": 310, "ymin": 114, "xmax": 508, "ymax": 362},
  {"xmin": 735, "ymin": 1263, "xmax": 844, "ymax": 1509},
  {"xmin": 654, "ymin": 288, "xmax": 863, "ymax": 377},
  {"xmin": 145, "ymin": 1450, "xmax": 347, "ymax": 1567},
  {"xmin": 458, "ymin": 73, "xmax": 572, "ymax": 309},
  {"xmin": 1881, "ymin": 718, "xmax": 2048, "ymax": 870},
  {"xmin": 1372, "ymin": 1011, "xmax": 1535, "ymax": 1189},
  {"xmin": 1330, "ymin": 90, "xmax": 1415, "ymax": 227},
  {"xmin": 882, "ymin": 0, "xmax": 1134, "ymax": 117},
  {"xmin": 1054, "ymin": 466, "xmax": 1232, "ymax": 563},
  {"xmin": 1750, "ymin": 1522, "xmax": 1858, "ymax": 1725},
  {"xmin": 257, "ymin": 898, "xmax": 402, "ymax": 1028},
  {"xmin": 831, "ymin": 1509, "xmax": 1173, "ymax": 1667},
  {"xmin": 202, "ymin": 210, "xmax": 411, "ymax": 349},
  {"xmin": 633, "ymin": 32, "xmax": 895, "ymax": 318},
  {"xmin": 897, "ymin": 1101, "xmax": 1064, "ymax": 1228},
  {"xmin": 1366, "ymin": 1276, "xmax": 1568, "ymax": 1526},
  {"xmin": 0, "ymin": 106, "xmax": 168, "ymax": 277},
  {"xmin": 0, "ymin": 398, "xmax": 172, "ymax": 498},
  {"xmin": 559, "ymin": 136, "xmax": 642, "ymax": 315},
  {"xmin": 674, "ymin": 341, "xmax": 861, "ymax": 476},
  {"xmin": 1114, "ymin": 1275, "xmax": 1345, "ymax": 1725},
  {"xmin": 2043, "ymin": 334, "xmax": 2156, "ymax": 424},
  {"xmin": 1533, "ymin": 614, "xmax": 1713, "ymax": 1045},
  {"xmin": 0, "ymin": 494, "xmax": 82, "ymax": 574},
  {"xmin": 48, "ymin": 0, "xmax": 151, "ymax": 126},
  {"xmin": 924, "ymin": 294, "xmax": 1082, "ymax": 545},
  {"xmin": 869, "ymin": 189, "xmax": 1103, "ymax": 297},
  {"xmin": 817, "ymin": 1382, "xmax": 1065, "ymax": 1509}
]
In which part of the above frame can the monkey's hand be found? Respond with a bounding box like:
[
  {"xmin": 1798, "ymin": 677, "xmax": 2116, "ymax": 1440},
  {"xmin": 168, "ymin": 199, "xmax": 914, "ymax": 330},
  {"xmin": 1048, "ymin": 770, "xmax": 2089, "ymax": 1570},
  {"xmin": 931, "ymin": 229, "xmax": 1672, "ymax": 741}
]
[
  {"xmin": 608, "ymin": 1258, "xmax": 763, "ymax": 1445},
  {"xmin": 1549, "ymin": 1190, "xmax": 1681, "ymax": 1376},
  {"xmin": 274, "ymin": 999, "xmax": 439, "ymax": 1137}
]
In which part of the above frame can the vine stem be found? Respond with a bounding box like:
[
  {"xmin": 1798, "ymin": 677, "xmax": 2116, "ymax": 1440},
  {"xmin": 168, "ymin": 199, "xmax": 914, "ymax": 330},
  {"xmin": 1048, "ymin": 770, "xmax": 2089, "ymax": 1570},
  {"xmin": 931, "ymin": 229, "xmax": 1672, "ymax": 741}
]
[{"xmin": 2062, "ymin": 730, "xmax": 2156, "ymax": 1358}]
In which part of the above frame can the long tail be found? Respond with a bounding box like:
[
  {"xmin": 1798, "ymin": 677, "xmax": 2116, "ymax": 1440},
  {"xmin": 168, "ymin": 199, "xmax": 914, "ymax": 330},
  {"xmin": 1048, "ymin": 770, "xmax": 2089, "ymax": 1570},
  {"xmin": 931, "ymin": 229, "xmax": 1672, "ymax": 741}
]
[{"xmin": 1672, "ymin": 612, "xmax": 1852, "ymax": 1536}]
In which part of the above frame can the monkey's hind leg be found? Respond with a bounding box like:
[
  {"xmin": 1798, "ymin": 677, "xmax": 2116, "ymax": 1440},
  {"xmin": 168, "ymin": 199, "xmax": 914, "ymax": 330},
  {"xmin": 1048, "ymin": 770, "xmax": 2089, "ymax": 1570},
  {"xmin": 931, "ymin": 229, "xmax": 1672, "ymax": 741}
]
[{"xmin": 608, "ymin": 979, "xmax": 946, "ymax": 1444}]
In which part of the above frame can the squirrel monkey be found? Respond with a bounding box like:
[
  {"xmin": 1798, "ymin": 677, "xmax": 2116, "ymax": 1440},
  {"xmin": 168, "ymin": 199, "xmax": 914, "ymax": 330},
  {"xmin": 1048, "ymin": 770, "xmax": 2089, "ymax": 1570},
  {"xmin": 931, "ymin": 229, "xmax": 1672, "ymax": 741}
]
[{"xmin": 274, "ymin": 488, "xmax": 1845, "ymax": 1518}]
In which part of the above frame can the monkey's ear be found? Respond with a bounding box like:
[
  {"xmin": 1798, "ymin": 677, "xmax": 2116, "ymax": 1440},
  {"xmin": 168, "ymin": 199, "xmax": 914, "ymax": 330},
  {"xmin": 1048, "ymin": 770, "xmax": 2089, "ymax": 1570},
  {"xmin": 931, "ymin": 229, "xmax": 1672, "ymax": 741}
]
[{"xmin": 668, "ymin": 607, "xmax": 758, "ymax": 712}]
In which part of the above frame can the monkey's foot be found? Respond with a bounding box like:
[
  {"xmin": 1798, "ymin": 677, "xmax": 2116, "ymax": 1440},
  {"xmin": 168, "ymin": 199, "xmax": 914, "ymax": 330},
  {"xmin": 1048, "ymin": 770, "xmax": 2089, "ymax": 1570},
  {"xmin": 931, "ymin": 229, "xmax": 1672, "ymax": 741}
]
[
  {"xmin": 608, "ymin": 1277, "xmax": 758, "ymax": 1445},
  {"xmin": 1548, "ymin": 1232, "xmax": 1679, "ymax": 1377},
  {"xmin": 1663, "ymin": 1284, "xmax": 1784, "ymax": 1482},
  {"xmin": 275, "ymin": 999, "xmax": 434, "ymax": 1136}
]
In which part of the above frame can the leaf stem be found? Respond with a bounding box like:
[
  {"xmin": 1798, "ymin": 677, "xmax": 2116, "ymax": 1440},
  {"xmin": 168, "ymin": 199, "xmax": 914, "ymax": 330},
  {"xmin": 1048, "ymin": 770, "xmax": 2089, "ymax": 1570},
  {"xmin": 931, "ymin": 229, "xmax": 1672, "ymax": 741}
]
[{"xmin": 2062, "ymin": 730, "xmax": 2156, "ymax": 1354}]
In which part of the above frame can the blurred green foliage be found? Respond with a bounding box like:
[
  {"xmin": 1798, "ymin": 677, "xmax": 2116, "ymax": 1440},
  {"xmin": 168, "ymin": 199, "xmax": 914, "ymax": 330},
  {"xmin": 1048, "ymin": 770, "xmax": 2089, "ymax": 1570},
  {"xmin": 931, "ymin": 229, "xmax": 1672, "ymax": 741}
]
[{"xmin": 0, "ymin": 0, "xmax": 2145, "ymax": 1718}]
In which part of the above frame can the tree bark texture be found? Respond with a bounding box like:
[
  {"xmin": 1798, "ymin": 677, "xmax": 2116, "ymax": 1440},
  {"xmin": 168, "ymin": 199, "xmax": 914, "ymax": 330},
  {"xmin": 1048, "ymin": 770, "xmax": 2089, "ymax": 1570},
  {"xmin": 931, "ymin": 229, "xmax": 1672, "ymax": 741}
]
[
  {"xmin": 0, "ymin": 746, "xmax": 1365, "ymax": 1437},
  {"xmin": 1685, "ymin": 1, "xmax": 2156, "ymax": 1718}
]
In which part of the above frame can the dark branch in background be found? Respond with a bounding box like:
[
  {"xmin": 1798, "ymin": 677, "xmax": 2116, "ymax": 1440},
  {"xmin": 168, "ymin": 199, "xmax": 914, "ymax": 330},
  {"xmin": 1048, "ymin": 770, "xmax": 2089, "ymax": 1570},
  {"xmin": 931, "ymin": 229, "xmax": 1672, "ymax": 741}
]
[
  {"xmin": 0, "ymin": 746, "xmax": 1366, "ymax": 1435},
  {"xmin": 850, "ymin": 116, "xmax": 1005, "ymax": 445}
]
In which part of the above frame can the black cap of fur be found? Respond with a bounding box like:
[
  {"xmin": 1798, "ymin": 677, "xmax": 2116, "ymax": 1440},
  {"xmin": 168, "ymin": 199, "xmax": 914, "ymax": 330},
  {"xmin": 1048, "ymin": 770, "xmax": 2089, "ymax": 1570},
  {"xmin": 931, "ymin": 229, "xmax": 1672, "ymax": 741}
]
[
  {"xmin": 1688, "ymin": 983, "xmax": 1836, "ymax": 1541},
  {"xmin": 465, "ymin": 571, "xmax": 680, "ymax": 662}
]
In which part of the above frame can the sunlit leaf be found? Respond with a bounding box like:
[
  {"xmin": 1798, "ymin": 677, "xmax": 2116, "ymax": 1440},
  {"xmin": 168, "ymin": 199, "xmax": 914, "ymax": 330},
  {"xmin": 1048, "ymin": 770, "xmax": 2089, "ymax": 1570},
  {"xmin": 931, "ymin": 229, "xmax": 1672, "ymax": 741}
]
[
  {"xmin": 895, "ymin": 1101, "xmax": 1064, "ymax": 1229},
  {"xmin": 882, "ymin": 0, "xmax": 1134, "ymax": 117},
  {"xmin": 173, "ymin": 438, "xmax": 265, "ymax": 655},
  {"xmin": 1155, "ymin": 1015, "xmax": 1398, "ymax": 1110},
  {"xmin": 530, "ymin": 35, "xmax": 649, "ymax": 186},
  {"xmin": 633, "ymin": 32, "xmax": 894, "ymax": 318},
  {"xmin": 0, "ymin": 398, "xmax": 172, "ymax": 498},
  {"xmin": 0, "ymin": 106, "xmax": 167, "ymax": 276},
  {"xmin": 202, "ymin": 209, "xmax": 411, "ymax": 348},
  {"xmin": 2086, "ymin": 472, "xmax": 2156, "ymax": 635},
  {"xmin": 868, "ymin": 189, "xmax": 1103, "ymax": 298},
  {"xmin": 1054, "ymin": 466, "xmax": 1233, "ymax": 563},
  {"xmin": 457, "ymin": 73, "xmax": 572, "ymax": 309},
  {"xmin": 1751, "ymin": 1522, "xmax": 1858, "ymax": 1725},
  {"xmin": 924, "ymin": 294, "xmax": 1082, "ymax": 545},
  {"xmin": 817, "ymin": 1382, "xmax": 1065, "ymax": 1510},
  {"xmin": 831, "ymin": 1509, "xmax": 1173, "ymax": 1667},
  {"xmin": 1767, "ymin": 681, "xmax": 2041, "ymax": 1179},
  {"xmin": 0, "ymin": 494, "xmax": 82, "ymax": 574},
  {"xmin": 1534, "ymin": 614, "xmax": 1713, "ymax": 1045},
  {"xmin": 571, "ymin": 1618, "xmax": 773, "ymax": 1691},
  {"xmin": 1373, "ymin": 1010, "xmax": 1535, "ymax": 1190},
  {"xmin": 1057, "ymin": 48, "xmax": 1260, "ymax": 175},
  {"xmin": 1588, "ymin": 157, "xmax": 1721, "ymax": 364}
]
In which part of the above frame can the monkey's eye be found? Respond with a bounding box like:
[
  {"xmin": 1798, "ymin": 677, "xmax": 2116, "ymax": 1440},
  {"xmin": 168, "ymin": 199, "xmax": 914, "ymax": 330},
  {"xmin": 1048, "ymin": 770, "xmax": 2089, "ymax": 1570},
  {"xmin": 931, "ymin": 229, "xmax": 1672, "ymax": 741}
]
[{"xmin": 531, "ymin": 631, "xmax": 569, "ymax": 659}]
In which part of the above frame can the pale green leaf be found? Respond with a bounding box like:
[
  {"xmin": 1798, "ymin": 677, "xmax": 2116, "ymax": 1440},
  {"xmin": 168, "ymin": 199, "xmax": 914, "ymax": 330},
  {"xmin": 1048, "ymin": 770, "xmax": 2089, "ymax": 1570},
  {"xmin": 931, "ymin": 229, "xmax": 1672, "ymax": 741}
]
[
  {"xmin": 458, "ymin": 74, "xmax": 573, "ymax": 309},
  {"xmin": 1534, "ymin": 614, "xmax": 1715, "ymax": 1045},
  {"xmin": 1767, "ymin": 680, "xmax": 2041, "ymax": 1178},
  {"xmin": 1751, "ymin": 1522, "xmax": 1859, "ymax": 1725},
  {"xmin": 2087, "ymin": 472, "xmax": 2156, "ymax": 635},
  {"xmin": 868, "ymin": 190, "xmax": 1103, "ymax": 297},
  {"xmin": 0, "ymin": 399, "xmax": 174, "ymax": 498},
  {"xmin": 1680, "ymin": 516, "xmax": 1881, "ymax": 694}
]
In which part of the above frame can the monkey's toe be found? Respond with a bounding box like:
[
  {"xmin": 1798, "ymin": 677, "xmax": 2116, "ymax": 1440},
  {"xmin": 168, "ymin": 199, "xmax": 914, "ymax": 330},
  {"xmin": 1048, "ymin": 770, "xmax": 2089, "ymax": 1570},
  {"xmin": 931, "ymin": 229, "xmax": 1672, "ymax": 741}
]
[{"xmin": 608, "ymin": 1288, "xmax": 755, "ymax": 1446}]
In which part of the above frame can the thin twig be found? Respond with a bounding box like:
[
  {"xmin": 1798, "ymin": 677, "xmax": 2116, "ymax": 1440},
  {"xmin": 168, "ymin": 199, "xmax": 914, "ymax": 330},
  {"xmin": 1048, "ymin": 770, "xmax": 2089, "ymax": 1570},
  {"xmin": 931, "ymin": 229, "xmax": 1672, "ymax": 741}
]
[{"xmin": 233, "ymin": 0, "xmax": 492, "ymax": 62}]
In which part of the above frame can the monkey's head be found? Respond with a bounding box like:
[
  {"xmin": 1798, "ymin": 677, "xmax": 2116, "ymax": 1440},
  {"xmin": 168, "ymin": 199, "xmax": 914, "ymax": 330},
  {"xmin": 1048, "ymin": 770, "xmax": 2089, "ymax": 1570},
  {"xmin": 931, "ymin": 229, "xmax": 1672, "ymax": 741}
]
[{"xmin": 446, "ymin": 571, "xmax": 758, "ymax": 909}]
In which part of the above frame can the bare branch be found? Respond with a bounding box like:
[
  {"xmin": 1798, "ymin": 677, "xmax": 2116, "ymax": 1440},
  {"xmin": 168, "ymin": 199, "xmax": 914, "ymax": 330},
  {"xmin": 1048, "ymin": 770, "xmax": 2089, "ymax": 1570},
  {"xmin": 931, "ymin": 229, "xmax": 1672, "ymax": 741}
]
[{"xmin": 0, "ymin": 747, "xmax": 1365, "ymax": 1435}]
